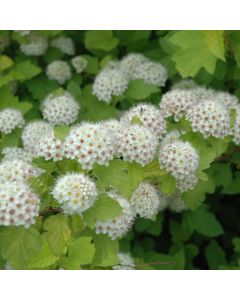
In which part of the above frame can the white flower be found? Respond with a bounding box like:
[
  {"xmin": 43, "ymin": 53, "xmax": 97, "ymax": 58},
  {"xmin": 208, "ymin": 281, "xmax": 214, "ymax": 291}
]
[
  {"xmin": 52, "ymin": 173, "xmax": 97, "ymax": 214},
  {"xmin": 190, "ymin": 86, "xmax": 216, "ymax": 100},
  {"xmin": 160, "ymin": 89, "xmax": 198, "ymax": 121},
  {"xmin": 71, "ymin": 56, "xmax": 88, "ymax": 73},
  {"xmin": 231, "ymin": 105, "xmax": 240, "ymax": 144},
  {"xmin": 2, "ymin": 147, "xmax": 33, "ymax": 163},
  {"xmin": 120, "ymin": 53, "xmax": 148, "ymax": 78},
  {"xmin": 21, "ymin": 120, "xmax": 53, "ymax": 153},
  {"xmin": 62, "ymin": 122, "xmax": 115, "ymax": 170},
  {"xmin": 213, "ymin": 91, "xmax": 239, "ymax": 111},
  {"xmin": 0, "ymin": 108, "xmax": 25, "ymax": 134},
  {"xmin": 159, "ymin": 141, "xmax": 199, "ymax": 192},
  {"xmin": 113, "ymin": 252, "xmax": 135, "ymax": 270},
  {"xmin": 35, "ymin": 134, "xmax": 63, "ymax": 161},
  {"xmin": 168, "ymin": 192, "xmax": 187, "ymax": 213},
  {"xmin": 0, "ymin": 181, "xmax": 40, "ymax": 228},
  {"xmin": 131, "ymin": 61, "xmax": 168, "ymax": 87},
  {"xmin": 95, "ymin": 191, "xmax": 134, "ymax": 240},
  {"xmin": 120, "ymin": 103, "xmax": 167, "ymax": 140},
  {"xmin": 51, "ymin": 36, "xmax": 75, "ymax": 55},
  {"xmin": 20, "ymin": 34, "xmax": 48, "ymax": 56},
  {"xmin": 46, "ymin": 60, "xmax": 71, "ymax": 85},
  {"xmin": 0, "ymin": 159, "xmax": 43, "ymax": 184},
  {"xmin": 99, "ymin": 119, "xmax": 122, "ymax": 139},
  {"xmin": 116, "ymin": 124, "xmax": 158, "ymax": 166},
  {"xmin": 130, "ymin": 182, "xmax": 167, "ymax": 219},
  {"xmin": 41, "ymin": 91, "xmax": 80, "ymax": 126},
  {"xmin": 186, "ymin": 99, "xmax": 231, "ymax": 139},
  {"xmin": 93, "ymin": 68, "xmax": 129, "ymax": 103}
]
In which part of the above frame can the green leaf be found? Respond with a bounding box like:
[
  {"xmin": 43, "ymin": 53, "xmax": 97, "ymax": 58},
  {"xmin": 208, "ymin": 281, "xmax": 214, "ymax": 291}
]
[
  {"xmin": 27, "ymin": 237, "xmax": 58, "ymax": 269},
  {"xmin": 83, "ymin": 193, "xmax": 123, "ymax": 228},
  {"xmin": 183, "ymin": 207, "xmax": 224, "ymax": 237},
  {"xmin": 169, "ymin": 31, "xmax": 220, "ymax": 77},
  {"xmin": 233, "ymin": 237, "xmax": 240, "ymax": 253},
  {"xmin": 0, "ymin": 128, "xmax": 22, "ymax": 150},
  {"xmin": 92, "ymin": 234, "xmax": 119, "ymax": 267},
  {"xmin": 62, "ymin": 237, "xmax": 95, "ymax": 269},
  {"xmin": 0, "ymin": 55, "xmax": 13, "ymax": 71},
  {"xmin": 125, "ymin": 79, "xmax": 160, "ymax": 100},
  {"xmin": 81, "ymin": 55, "xmax": 99, "ymax": 75},
  {"xmin": 205, "ymin": 240, "xmax": 226, "ymax": 269},
  {"xmin": 198, "ymin": 147, "xmax": 216, "ymax": 171},
  {"xmin": 202, "ymin": 30, "xmax": 225, "ymax": 60},
  {"xmin": 209, "ymin": 163, "xmax": 232, "ymax": 188},
  {"xmin": 0, "ymin": 226, "xmax": 42, "ymax": 269},
  {"xmin": 54, "ymin": 125, "xmax": 70, "ymax": 141},
  {"xmin": 67, "ymin": 80, "xmax": 82, "ymax": 99},
  {"xmin": 43, "ymin": 214, "xmax": 72, "ymax": 256},
  {"xmin": 85, "ymin": 31, "xmax": 119, "ymax": 52},
  {"xmin": 160, "ymin": 174, "xmax": 176, "ymax": 195},
  {"xmin": 26, "ymin": 76, "xmax": 59, "ymax": 100},
  {"xmin": 222, "ymin": 171, "xmax": 240, "ymax": 194}
]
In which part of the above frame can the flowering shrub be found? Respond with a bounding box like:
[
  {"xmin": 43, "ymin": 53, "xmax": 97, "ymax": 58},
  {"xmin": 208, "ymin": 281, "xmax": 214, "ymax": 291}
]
[{"xmin": 0, "ymin": 30, "xmax": 240, "ymax": 270}]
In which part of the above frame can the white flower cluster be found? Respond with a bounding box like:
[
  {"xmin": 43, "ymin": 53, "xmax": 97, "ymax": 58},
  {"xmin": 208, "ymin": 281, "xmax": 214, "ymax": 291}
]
[
  {"xmin": 41, "ymin": 91, "xmax": 80, "ymax": 126},
  {"xmin": 21, "ymin": 120, "xmax": 54, "ymax": 153},
  {"xmin": 160, "ymin": 90, "xmax": 198, "ymax": 121},
  {"xmin": 46, "ymin": 60, "xmax": 71, "ymax": 85},
  {"xmin": 20, "ymin": 34, "xmax": 48, "ymax": 56},
  {"xmin": 186, "ymin": 99, "xmax": 230, "ymax": 139},
  {"xmin": 35, "ymin": 134, "xmax": 63, "ymax": 161},
  {"xmin": 0, "ymin": 181, "xmax": 40, "ymax": 228},
  {"xmin": 231, "ymin": 105, "xmax": 240, "ymax": 144},
  {"xmin": 120, "ymin": 103, "xmax": 166, "ymax": 140},
  {"xmin": 0, "ymin": 108, "xmax": 25, "ymax": 134},
  {"xmin": 99, "ymin": 119, "xmax": 122, "ymax": 139},
  {"xmin": 213, "ymin": 91, "xmax": 239, "ymax": 111},
  {"xmin": 159, "ymin": 141, "xmax": 199, "ymax": 192},
  {"xmin": 0, "ymin": 159, "xmax": 43, "ymax": 183},
  {"xmin": 2, "ymin": 147, "xmax": 33, "ymax": 163},
  {"xmin": 71, "ymin": 56, "xmax": 88, "ymax": 74},
  {"xmin": 52, "ymin": 173, "xmax": 97, "ymax": 214},
  {"xmin": 120, "ymin": 53, "xmax": 148, "ymax": 78},
  {"xmin": 130, "ymin": 182, "xmax": 167, "ymax": 219},
  {"xmin": 120, "ymin": 53, "xmax": 168, "ymax": 87},
  {"xmin": 168, "ymin": 192, "xmax": 187, "ymax": 213},
  {"xmin": 62, "ymin": 122, "xmax": 115, "ymax": 170},
  {"xmin": 93, "ymin": 68, "xmax": 129, "ymax": 103},
  {"xmin": 115, "ymin": 124, "xmax": 158, "ymax": 166},
  {"xmin": 95, "ymin": 191, "xmax": 134, "ymax": 240},
  {"xmin": 113, "ymin": 252, "xmax": 135, "ymax": 270},
  {"xmin": 51, "ymin": 36, "xmax": 75, "ymax": 55}
]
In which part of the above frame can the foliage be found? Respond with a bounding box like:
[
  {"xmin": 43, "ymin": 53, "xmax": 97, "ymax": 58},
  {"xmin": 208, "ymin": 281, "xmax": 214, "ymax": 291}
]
[{"xmin": 0, "ymin": 30, "xmax": 240, "ymax": 270}]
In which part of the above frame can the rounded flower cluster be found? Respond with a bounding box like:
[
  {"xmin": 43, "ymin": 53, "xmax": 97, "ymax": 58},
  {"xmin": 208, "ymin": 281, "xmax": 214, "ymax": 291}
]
[
  {"xmin": 0, "ymin": 108, "xmax": 25, "ymax": 134},
  {"xmin": 159, "ymin": 141, "xmax": 199, "ymax": 192},
  {"xmin": 120, "ymin": 53, "xmax": 148, "ymax": 78},
  {"xmin": 35, "ymin": 134, "xmax": 63, "ymax": 161},
  {"xmin": 0, "ymin": 159, "xmax": 43, "ymax": 183},
  {"xmin": 41, "ymin": 91, "xmax": 80, "ymax": 126},
  {"xmin": 46, "ymin": 60, "xmax": 71, "ymax": 85},
  {"xmin": 168, "ymin": 192, "xmax": 187, "ymax": 213},
  {"xmin": 116, "ymin": 124, "xmax": 158, "ymax": 166},
  {"xmin": 160, "ymin": 90, "xmax": 198, "ymax": 121},
  {"xmin": 191, "ymin": 86, "xmax": 215, "ymax": 100},
  {"xmin": 160, "ymin": 130, "xmax": 181, "ymax": 146},
  {"xmin": 52, "ymin": 173, "xmax": 97, "ymax": 214},
  {"xmin": 2, "ymin": 147, "xmax": 33, "ymax": 163},
  {"xmin": 99, "ymin": 119, "xmax": 122, "ymax": 139},
  {"xmin": 130, "ymin": 182, "xmax": 166, "ymax": 219},
  {"xmin": 93, "ymin": 68, "xmax": 129, "ymax": 103},
  {"xmin": 131, "ymin": 61, "xmax": 168, "ymax": 87},
  {"xmin": 95, "ymin": 191, "xmax": 134, "ymax": 240},
  {"xmin": 120, "ymin": 103, "xmax": 167, "ymax": 140},
  {"xmin": 51, "ymin": 36, "xmax": 75, "ymax": 55},
  {"xmin": 62, "ymin": 122, "xmax": 115, "ymax": 170},
  {"xmin": 186, "ymin": 99, "xmax": 230, "ymax": 138},
  {"xmin": 21, "ymin": 120, "xmax": 53, "ymax": 153},
  {"xmin": 20, "ymin": 34, "xmax": 48, "ymax": 56},
  {"xmin": 231, "ymin": 105, "xmax": 240, "ymax": 144},
  {"xmin": 113, "ymin": 252, "xmax": 135, "ymax": 270},
  {"xmin": 0, "ymin": 181, "xmax": 40, "ymax": 228},
  {"xmin": 171, "ymin": 79, "xmax": 198, "ymax": 90},
  {"xmin": 71, "ymin": 56, "xmax": 88, "ymax": 73},
  {"xmin": 214, "ymin": 91, "xmax": 239, "ymax": 111}
]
